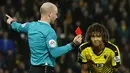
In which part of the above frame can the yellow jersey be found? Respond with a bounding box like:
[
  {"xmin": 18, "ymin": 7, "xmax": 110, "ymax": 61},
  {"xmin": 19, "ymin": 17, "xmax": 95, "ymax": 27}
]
[{"xmin": 78, "ymin": 41, "xmax": 121, "ymax": 73}]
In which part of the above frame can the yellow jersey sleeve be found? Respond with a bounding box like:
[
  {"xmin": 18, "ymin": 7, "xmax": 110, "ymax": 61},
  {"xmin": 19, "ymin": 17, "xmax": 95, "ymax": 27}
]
[
  {"xmin": 78, "ymin": 42, "xmax": 90, "ymax": 63},
  {"xmin": 111, "ymin": 52, "xmax": 117, "ymax": 66},
  {"xmin": 109, "ymin": 42, "xmax": 121, "ymax": 67},
  {"xmin": 81, "ymin": 50, "xmax": 87, "ymax": 63}
]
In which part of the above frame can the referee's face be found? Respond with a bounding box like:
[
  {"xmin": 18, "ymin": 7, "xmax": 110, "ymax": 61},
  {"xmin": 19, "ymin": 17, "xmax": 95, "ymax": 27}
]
[{"xmin": 91, "ymin": 32, "xmax": 103, "ymax": 47}]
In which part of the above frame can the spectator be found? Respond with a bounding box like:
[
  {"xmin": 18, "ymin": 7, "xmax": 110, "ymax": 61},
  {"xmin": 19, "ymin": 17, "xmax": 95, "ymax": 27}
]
[{"xmin": 0, "ymin": 31, "xmax": 15, "ymax": 55}]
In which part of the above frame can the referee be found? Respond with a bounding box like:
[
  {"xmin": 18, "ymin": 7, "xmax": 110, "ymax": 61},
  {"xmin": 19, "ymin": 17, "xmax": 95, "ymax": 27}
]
[{"xmin": 6, "ymin": 2, "xmax": 82, "ymax": 73}]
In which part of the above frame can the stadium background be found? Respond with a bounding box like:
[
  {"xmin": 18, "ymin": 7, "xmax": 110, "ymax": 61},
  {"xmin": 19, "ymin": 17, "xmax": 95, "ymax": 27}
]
[{"xmin": 0, "ymin": 0, "xmax": 130, "ymax": 73}]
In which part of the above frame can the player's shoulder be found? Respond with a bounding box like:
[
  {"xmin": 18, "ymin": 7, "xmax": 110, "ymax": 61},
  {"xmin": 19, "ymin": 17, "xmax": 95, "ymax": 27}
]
[
  {"xmin": 105, "ymin": 41, "xmax": 119, "ymax": 51},
  {"xmin": 79, "ymin": 42, "xmax": 91, "ymax": 52}
]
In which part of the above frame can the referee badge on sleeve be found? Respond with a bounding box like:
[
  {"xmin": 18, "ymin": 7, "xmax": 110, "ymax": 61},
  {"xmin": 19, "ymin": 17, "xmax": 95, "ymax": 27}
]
[
  {"xmin": 49, "ymin": 39, "xmax": 56, "ymax": 48},
  {"xmin": 22, "ymin": 22, "xmax": 28, "ymax": 27}
]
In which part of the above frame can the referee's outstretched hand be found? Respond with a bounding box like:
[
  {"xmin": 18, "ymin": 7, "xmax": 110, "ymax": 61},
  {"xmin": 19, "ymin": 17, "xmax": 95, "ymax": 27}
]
[
  {"xmin": 72, "ymin": 35, "xmax": 82, "ymax": 46},
  {"xmin": 5, "ymin": 14, "xmax": 15, "ymax": 25}
]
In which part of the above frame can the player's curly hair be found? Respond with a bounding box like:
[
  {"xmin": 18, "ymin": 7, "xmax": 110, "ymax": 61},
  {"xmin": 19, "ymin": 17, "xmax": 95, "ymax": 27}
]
[{"xmin": 85, "ymin": 23, "xmax": 109, "ymax": 42}]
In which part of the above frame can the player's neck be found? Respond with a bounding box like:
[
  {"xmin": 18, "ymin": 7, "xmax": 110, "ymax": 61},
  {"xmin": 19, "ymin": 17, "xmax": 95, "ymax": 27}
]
[{"xmin": 92, "ymin": 43, "xmax": 105, "ymax": 55}]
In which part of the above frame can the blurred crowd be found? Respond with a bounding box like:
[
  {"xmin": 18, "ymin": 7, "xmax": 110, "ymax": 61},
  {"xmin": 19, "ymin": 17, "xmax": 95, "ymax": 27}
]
[{"xmin": 0, "ymin": 0, "xmax": 130, "ymax": 73}]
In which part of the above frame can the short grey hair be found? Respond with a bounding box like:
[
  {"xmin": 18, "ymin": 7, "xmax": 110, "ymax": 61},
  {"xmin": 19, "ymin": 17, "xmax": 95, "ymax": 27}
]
[{"xmin": 40, "ymin": 2, "xmax": 56, "ymax": 16}]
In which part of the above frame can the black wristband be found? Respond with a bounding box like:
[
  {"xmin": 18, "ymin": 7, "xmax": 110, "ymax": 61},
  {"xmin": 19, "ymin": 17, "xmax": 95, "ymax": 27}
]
[{"xmin": 71, "ymin": 42, "xmax": 77, "ymax": 48}]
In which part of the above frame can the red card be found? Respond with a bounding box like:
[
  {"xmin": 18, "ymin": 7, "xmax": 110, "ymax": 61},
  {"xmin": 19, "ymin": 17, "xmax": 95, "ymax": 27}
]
[{"xmin": 75, "ymin": 27, "xmax": 82, "ymax": 35}]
